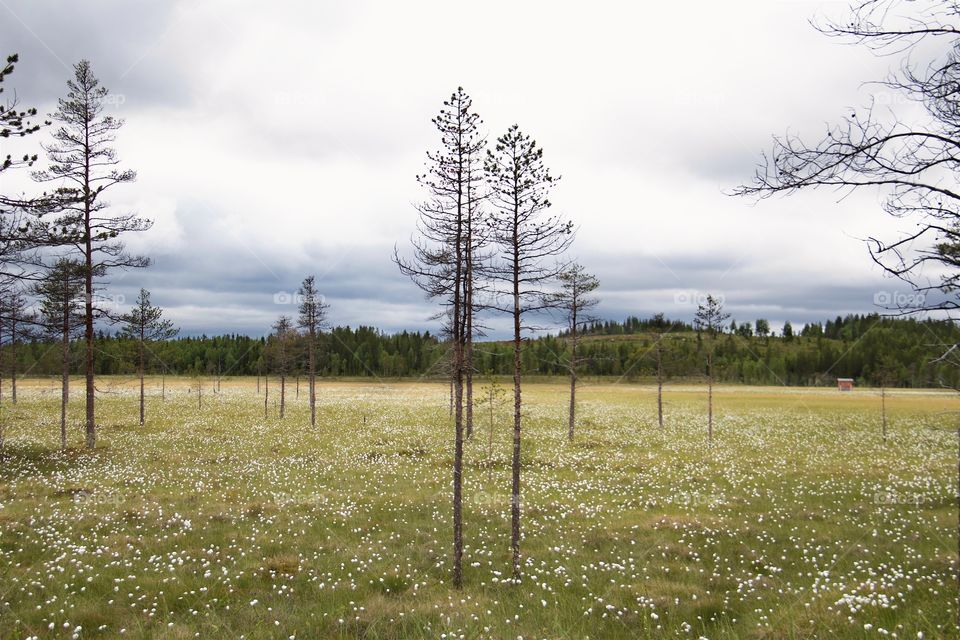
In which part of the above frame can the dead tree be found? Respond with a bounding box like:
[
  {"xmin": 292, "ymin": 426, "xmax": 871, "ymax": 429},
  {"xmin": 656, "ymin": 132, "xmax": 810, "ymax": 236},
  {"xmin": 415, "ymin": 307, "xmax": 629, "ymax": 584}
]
[
  {"xmin": 486, "ymin": 124, "xmax": 573, "ymax": 579},
  {"xmin": 267, "ymin": 316, "xmax": 295, "ymax": 419},
  {"xmin": 119, "ymin": 288, "xmax": 177, "ymax": 426},
  {"xmin": 655, "ymin": 337, "xmax": 666, "ymax": 427},
  {"xmin": 874, "ymin": 355, "xmax": 900, "ymax": 441},
  {"xmin": 33, "ymin": 60, "xmax": 150, "ymax": 449},
  {"xmin": 298, "ymin": 275, "xmax": 329, "ymax": 427},
  {"xmin": 1, "ymin": 288, "xmax": 31, "ymax": 404},
  {"xmin": 737, "ymin": 1, "xmax": 960, "ymax": 324},
  {"xmin": 645, "ymin": 313, "xmax": 682, "ymax": 429},
  {"xmin": 34, "ymin": 258, "xmax": 85, "ymax": 449},
  {"xmin": 395, "ymin": 87, "xmax": 484, "ymax": 589},
  {"xmin": 694, "ymin": 295, "xmax": 729, "ymax": 444},
  {"xmin": 553, "ymin": 263, "xmax": 599, "ymax": 440}
]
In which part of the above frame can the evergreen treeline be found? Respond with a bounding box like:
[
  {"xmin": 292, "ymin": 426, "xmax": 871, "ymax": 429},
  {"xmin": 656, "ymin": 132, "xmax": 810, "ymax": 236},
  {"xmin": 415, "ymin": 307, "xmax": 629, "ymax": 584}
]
[
  {"xmin": 7, "ymin": 313, "xmax": 958, "ymax": 388},
  {"xmin": 10, "ymin": 326, "xmax": 445, "ymax": 379},
  {"xmin": 569, "ymin": 315, "xmax": 694, "ymax": 336},
  {"xmin": 516, "ymin": 314, "xmax": 959, "ymax": 387}
]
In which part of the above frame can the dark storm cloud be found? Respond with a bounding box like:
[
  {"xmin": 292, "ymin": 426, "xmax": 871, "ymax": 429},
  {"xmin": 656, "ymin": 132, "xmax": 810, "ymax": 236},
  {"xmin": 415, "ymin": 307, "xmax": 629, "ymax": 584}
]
[{"xmin": 103, "ymin": 200, "xmax": 426, "ymax": 336}]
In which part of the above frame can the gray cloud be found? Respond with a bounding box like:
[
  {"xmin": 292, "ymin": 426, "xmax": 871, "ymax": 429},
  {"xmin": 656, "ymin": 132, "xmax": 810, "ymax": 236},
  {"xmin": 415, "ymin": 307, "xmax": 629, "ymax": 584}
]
[{"xmin": 1, "ymin": 0, "xmax": 918, "ymax": 338}]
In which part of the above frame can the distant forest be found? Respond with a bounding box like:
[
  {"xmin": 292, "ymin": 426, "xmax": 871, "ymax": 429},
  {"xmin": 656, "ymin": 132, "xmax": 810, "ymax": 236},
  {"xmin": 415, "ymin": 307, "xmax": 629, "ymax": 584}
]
[{"xmin": 7, "ymin": 313, "xmax": 959, "ymax": 388}]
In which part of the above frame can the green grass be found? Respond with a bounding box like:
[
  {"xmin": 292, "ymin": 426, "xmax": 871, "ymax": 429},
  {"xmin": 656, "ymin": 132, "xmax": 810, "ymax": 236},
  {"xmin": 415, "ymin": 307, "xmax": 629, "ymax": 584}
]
[{"xmin": 0, "ymin": 377, "xmax": 956, "ymax": 639}]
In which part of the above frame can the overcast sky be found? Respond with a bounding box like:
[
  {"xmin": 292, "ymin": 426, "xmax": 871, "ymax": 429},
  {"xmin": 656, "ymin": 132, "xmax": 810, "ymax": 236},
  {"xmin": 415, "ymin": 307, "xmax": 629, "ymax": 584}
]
[{"xmin": 0, "ymin": 0, "xmax": 926, "ymax": 337}]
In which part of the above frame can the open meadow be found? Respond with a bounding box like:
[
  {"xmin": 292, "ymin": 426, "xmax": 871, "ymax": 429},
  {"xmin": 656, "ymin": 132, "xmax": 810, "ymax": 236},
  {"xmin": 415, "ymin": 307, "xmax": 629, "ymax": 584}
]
[{"xmin": 0, "ymin": 378, "xmax": 957, "ymax": 639}]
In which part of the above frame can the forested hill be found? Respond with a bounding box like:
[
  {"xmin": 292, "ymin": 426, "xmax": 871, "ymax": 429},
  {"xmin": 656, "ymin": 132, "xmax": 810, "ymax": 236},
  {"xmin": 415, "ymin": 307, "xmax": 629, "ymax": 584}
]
[{"xmin": 9, "ymin": 314, "xmax": 960, "ymax": 388}]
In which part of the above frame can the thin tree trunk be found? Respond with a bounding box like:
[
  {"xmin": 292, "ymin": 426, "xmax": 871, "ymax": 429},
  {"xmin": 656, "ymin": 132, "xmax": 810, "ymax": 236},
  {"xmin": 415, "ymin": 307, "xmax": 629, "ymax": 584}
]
[
  {"xmin": 264, "ymin": 375, "xmax": 269, "ymax": 419},
  {"xmin": 0, "ymin": 322, "xmax": 4, "ymax": 405},
  {"xmin": 488, "ymin": 387, "xmax": 495, "ymax": 471},
  {"xmin": 138, "ymin": 339, "xmax": 145, "ymax": 426},
  {"xmin": 465, "ymin": 344, "xmax": 473, "ymax": 439},
  {"xmin": 0, "ymin": 321, "xmax": 6, "ymax": 447},
  {"xmin": 568, "ymin": 308, "xmax": 578, "ymax": 441},
  {"xmin": 464, "ymin": 146, "xmax": 476, "ymax": 442},
  {"xmin": 465, "ymin": 254, "xmax": 474, "ymax": 440},
  {"xmin": 510, "ymin": 240, "xmax": 522, "ymax": 580},
  {"xmin": 309, "ymin": 330, "xmax": 316, "ymax": 427},
  {"xmin": 11, "ymin": 318, "xmax": 17, "ymax": 405},
  {"xmin": 452, "ymin": 349, "xmax": 464, "ymax": 588},
  {"xmin": 656, "ymin": 345, "xmax": 664, "ymax": 428},
  {"xmin": 296, "ymin": 375, "xmax": 299, "ymax": 400},
  {"xmin": 280, "ymin": 374, "xmax": 285, "ymax": 419},
  {"xmin": 881, "ymin": 384, "xmax": 887, "ymax": 441},
  {"xmin": 82, "ymin": 309, "xmax": 94, "ymax": 429},
  {"xmin": 451, "ymin": 143, "xmax": 466, "ymax": 590},
  {"xmin": 61, "ymin": 318, "xmax": 70, "ymax": 451},
  {"xmin": 451, "ymin": 326, "xmax": 465, "ymax": 589},
  {"xmin": 707, "ymin": 352, "xmax": 713, "ymax": 444},
  {"xmin": 84, "ymin": 132, "xmax": 95, "ymax": 449}
]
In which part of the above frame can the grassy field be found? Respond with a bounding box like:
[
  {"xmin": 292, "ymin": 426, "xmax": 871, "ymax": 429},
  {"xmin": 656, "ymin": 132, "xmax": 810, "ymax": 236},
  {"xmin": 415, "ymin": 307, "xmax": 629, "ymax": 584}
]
[{"xmin": 0, "ymin": 377, "xmax": 957, "ymax": 639}]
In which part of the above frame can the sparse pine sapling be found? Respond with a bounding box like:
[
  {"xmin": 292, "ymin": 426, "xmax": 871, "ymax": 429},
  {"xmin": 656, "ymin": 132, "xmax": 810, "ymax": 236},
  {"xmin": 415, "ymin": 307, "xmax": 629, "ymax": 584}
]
[
  {"xmin": 486, "ymin": 124, "xmax": 574, "ymax": 578},
  {"xmin": 119, "ymin": 288, "xmax": 178, "ymax": 426},
  {"xmin": 694, "ymin": 295, "xmax": 729, "ymax": 444},
  {"xmin": 553, "ymin": 263, "xmax": 599, "ymax": 440},
  {"xmin": 34, "ymin": 258, "xmax": 85, "ymax": 448},
  {"xmin": 297, "ymin": 275, "xmax": 329, "ymax": 428}
]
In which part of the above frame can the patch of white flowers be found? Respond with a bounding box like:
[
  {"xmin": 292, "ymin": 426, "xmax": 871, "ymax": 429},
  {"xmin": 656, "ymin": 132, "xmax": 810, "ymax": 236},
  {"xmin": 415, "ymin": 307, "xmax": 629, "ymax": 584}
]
[{"xmin": 0, "ymin": 381, "xmax": 953, "ymax": 638}]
